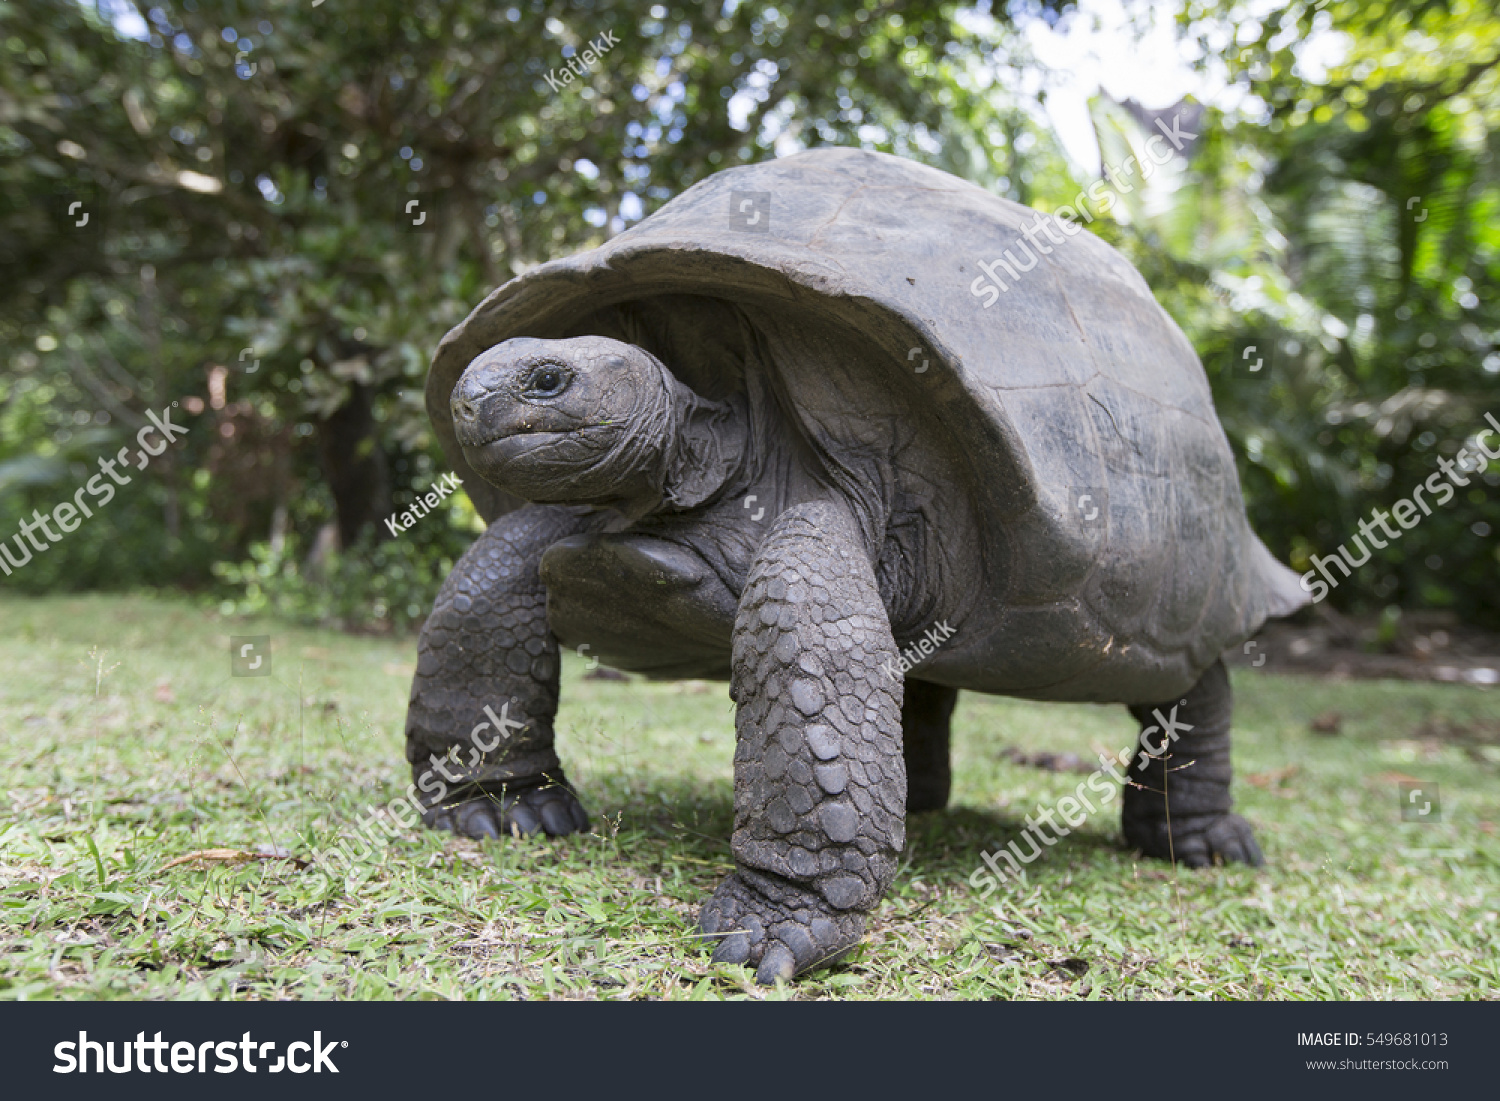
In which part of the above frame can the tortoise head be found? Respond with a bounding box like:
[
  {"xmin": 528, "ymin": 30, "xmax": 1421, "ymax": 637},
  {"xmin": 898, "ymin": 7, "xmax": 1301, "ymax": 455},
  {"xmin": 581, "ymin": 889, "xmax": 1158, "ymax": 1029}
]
[{"xmin": 450, "ymin": 335, "xmax": 731, "ymax": 515}]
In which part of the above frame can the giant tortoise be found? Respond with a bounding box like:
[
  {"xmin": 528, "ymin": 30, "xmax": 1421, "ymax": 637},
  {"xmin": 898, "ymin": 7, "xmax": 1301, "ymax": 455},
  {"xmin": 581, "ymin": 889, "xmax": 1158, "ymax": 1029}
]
[{"xmin": 404, "ymin": 147, "xmax": 1307, "ymax": 982}]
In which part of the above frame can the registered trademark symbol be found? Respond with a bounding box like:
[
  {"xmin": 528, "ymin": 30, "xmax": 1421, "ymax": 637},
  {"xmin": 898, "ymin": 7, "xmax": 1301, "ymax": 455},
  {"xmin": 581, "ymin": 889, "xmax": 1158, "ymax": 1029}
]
[{"xmin": 341, "ymin": 1041, "xmax": 348, "ymax": 1047}]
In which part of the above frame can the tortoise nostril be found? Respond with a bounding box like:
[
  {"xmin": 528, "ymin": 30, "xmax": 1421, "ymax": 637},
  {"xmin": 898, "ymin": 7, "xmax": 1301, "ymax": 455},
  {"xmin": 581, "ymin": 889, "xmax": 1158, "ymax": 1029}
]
[{"xmin": 453, "ymin": 398, "xmax": 479, "ymax": 422}]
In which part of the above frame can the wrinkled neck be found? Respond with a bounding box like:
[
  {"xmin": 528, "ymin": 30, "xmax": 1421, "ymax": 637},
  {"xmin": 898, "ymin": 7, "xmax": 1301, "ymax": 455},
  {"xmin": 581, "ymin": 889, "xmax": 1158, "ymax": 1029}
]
[
  {"xmin": 579, "ymin": 359, "xmax": 744, "ymax": 520},
  {"xmin": 659, "ymin": 389, "xmax": 748, "ymax": 512}
]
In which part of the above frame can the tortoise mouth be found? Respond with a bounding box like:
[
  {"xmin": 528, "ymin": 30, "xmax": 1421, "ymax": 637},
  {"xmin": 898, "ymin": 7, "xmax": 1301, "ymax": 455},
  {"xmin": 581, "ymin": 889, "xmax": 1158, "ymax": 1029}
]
[
  {"xmin": 460, "ymin": 422, "xmax": 622, "ymax": 465},
  {"xmin": 455, "ymin": 423, "xmax": 572, "ymax": 450},
  {"xmin": 462, "ymin": 428, "xmax": 578, "ymax": 462},
  {"xmin": 460, "ymin": 420, "xmax": 650, "ymax": 509}
]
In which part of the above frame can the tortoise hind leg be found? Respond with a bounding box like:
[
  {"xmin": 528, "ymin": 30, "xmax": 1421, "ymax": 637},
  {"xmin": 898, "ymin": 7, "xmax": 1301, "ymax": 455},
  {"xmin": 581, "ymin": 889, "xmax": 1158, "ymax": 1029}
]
[
  {"xmin": 902, "ymin": 680, "xmax": 957, "ymax": 813},
  {"xmin": 1122, "ymin": 659, "xmax": 1263, "ymax": 867}
]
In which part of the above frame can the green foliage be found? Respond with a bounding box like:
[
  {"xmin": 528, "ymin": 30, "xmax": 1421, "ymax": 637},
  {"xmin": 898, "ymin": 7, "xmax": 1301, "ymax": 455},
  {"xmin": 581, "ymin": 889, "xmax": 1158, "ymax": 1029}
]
[
  {"xmin": 0, "ymin": 369, "xmax": 220, "ymax": 591},
  {"xmin": 2, "ymin": 0, "xmax": 1496, "ymax": 623},
  {"xmin": 0, "ymin": 0, "xmax": 1047, "ymax": 618},
  {"xmin": 1171, "ymin": 0, "xmax": 1500, "ymax": 621},
  {"xmin": 212, "ymin": 520, "xmax": 475, "ymax": 633}
]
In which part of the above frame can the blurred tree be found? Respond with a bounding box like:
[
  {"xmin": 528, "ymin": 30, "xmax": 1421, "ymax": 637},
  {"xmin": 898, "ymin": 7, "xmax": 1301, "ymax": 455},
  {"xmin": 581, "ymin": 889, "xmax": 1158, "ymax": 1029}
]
[
  {"xmin": 8, "ymin": 0, "xmax": 1492, "ymax": 629},
  {"xmin": 1173, "ymin": 0, "xmax": 1500, "ymax": 622},
  {"xmin": 0, "ymin": 0, "xmax": 1056, "ymax": 619}
]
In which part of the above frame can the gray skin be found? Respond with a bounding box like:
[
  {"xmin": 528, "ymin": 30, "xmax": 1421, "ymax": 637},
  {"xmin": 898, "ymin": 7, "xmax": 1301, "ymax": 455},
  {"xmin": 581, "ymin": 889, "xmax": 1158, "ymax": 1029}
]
[{"xmin": 405, "ymin": 331, "xmax": 1259, "ymax": 983}]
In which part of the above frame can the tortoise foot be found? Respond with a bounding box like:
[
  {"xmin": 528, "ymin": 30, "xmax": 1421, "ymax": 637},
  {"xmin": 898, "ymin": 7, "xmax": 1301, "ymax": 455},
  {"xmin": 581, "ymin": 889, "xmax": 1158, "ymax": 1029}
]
[
  {"xmin": 1125, "ymin": 811, "xmax": 1263, "ymax": 868},
  {"xmin": 424, "ymin": 777, "xmax": 590, "ymax": 840},
  {"xmin": 698, "ymin": 870, "xmax": 865, "ymax": 984}
]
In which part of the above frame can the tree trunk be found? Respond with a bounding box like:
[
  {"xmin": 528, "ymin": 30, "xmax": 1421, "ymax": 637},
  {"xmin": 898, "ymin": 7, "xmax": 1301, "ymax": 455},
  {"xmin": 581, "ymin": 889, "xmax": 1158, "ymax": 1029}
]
[{"xmin": 315, "ymin": 380, "xmax": 392, "ymax": 548}]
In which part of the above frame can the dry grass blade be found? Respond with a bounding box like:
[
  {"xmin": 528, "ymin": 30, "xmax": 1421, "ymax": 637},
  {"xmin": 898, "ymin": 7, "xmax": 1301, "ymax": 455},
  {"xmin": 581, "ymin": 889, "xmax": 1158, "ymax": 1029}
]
[{"xmin": 159, "ymin": 848, "xmax": 309, "ymax": 871}]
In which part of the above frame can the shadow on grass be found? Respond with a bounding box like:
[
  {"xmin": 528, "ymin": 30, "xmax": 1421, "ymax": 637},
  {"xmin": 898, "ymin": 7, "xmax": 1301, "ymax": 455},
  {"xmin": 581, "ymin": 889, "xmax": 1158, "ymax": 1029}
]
[{"xmin": 574, "ymin": 776, "xmax": 1131, "ymax": 886}]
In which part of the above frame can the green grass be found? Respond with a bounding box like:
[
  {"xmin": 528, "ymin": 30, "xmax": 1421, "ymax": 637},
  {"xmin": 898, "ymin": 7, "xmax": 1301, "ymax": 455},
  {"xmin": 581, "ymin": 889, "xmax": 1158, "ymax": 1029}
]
[{"xmin": 1, "ymin": 592, "xmax": 1497, "ymax": 1000}]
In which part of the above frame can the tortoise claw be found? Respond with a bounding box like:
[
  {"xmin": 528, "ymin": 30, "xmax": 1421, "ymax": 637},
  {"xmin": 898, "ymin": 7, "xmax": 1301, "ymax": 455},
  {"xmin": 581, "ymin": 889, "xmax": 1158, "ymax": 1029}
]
[
  {"xmin": 425, "ymin": 780, "xmax": 590, "ymax": 841},
  {"xmin": 1125, "ymin": 811, "xmax": 1263, "ymax": 868},
  {"xmin": 698, "ymin": 871, "xmax": 863, "ymax": 984}
]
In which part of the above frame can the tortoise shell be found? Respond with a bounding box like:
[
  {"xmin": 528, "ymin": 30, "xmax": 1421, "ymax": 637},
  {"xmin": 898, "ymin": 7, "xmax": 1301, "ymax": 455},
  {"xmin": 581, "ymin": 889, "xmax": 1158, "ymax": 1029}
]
[{"xmin": 427, "ymin": 147, "xmax": 1305, "ymax": 702}]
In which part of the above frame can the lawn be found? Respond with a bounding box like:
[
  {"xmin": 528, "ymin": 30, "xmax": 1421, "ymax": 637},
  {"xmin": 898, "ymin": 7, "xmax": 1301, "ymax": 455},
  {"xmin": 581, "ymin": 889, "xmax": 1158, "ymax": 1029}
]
[{"xmin": 1, "ymin": 592, "xmax": 1496, "ymax": 1000}]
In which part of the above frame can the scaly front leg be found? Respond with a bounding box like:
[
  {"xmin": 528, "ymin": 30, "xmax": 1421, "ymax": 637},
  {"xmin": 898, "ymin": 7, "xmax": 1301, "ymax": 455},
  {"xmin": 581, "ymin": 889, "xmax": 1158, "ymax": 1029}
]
[
  {"xmin": 405, "ymin": 504, "xmax": 605, "ymax": 838},
  {"xmin": 699, "ymin": 499, "xmax": 906, "ymax": 983}
]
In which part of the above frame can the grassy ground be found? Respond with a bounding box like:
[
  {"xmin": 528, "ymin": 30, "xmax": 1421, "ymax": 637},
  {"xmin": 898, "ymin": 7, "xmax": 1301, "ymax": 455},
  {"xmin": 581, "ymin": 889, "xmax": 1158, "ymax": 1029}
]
[{"xmin": 1, "ymin": 592, "xmax": 1496, "ymax": 1001}]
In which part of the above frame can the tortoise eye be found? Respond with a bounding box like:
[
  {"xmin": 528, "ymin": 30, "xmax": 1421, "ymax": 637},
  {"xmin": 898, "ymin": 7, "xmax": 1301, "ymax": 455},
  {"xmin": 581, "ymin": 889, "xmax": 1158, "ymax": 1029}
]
[{"xmin": 526, "ymin": 365, "xmax": 569, "ymax": 396}]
